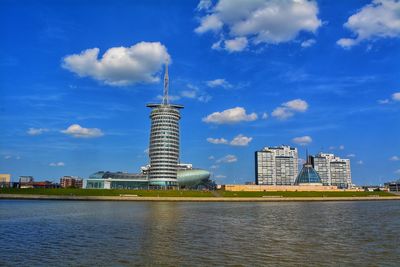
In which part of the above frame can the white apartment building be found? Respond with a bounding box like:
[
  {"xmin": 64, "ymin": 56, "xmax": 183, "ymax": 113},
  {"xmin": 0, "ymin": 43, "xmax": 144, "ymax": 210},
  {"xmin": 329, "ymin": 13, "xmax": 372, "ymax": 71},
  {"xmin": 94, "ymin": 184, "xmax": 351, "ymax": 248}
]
[
  {"xmin": 312, "ymin": 153, "xmax": 352, "ymax": 188},
  {"xmin": 255, "ymin": 146, "xmax": 298, "ymax": 185}
]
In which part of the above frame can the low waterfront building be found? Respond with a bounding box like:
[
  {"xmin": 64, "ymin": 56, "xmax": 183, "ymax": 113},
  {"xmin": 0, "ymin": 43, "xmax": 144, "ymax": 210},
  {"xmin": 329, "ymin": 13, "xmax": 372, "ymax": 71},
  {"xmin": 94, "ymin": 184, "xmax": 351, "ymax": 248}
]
[
  {"xmin": 86, "ymin": 164, "xmax": 211, "ymax": 189},
  {"xmin": 294, "ymin": 156, "xmax": 323, "ymax": 186},
  {"xmin": 60, "ymin": 176, "xmax": 83, "ymax": 188},
  {"xmin": 384, "ymin": 180, "xmax": 400, "ymax": 192},
  {"xmin": 0, "ymin": 174, "xmax": 11, "ymax": 188},
  {"xmin": 312, "ymin": 153, "xmax": 352, "ymax": 188},
  {"xmin": 255, "ymin": 145, "xmax": 298, "ymax": 185},
  {"xmin": 19, "ymin": 176, "xmax": 34, "ymax": 188}
]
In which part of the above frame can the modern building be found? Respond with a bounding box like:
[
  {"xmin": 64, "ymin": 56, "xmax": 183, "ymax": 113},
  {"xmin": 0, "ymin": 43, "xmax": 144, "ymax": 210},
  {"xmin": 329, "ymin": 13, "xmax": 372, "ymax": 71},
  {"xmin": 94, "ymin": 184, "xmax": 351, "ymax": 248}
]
[
  {"xmin": 146, "ymin": 63, "xmax": 183, "ymax": 188},
  {"xmin": 19, "ymin": 176, "xmax": 34, "ymax": 188},
  {"xmin": 312, "ymin": 153, "xmax": 352, "ymax": 188},
  {"xmin": 294, "ymin": 156, "xmax": 323, "ymax": 186},
  {"xmin": 384, "ymin": 180, "xmax": 400, "ymax": 192},
  {"xmin": 255, "ymin": 145, "xmax": 298, "ymax": 185},
  {"xmin": 0, "ymin": 174, "xmax": 11, "ymax": 188},
  {"xmin": 86, "ymin": 164, "xmax": 211, "ymax": 189},
  {"xmin": 60, "ymin": 176, "xmax": 83, "ymax": 188}
]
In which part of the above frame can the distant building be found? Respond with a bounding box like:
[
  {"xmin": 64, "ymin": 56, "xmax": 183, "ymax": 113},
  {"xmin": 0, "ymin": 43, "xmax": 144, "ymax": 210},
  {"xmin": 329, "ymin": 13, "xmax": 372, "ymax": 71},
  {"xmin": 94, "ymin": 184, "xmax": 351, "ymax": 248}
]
[
  {"xmin": 0, "ymin": 174, "xmax": 11, "ymax": 188},
  {"xmin": 255, "ymin": 145, "xmax": 298, "ymax": 185},
  {"xmin": 295, "ymin": 156, "xmax": 323, "ymax": 186},
  {"xmin": 19, "ymin": 176, "xmax": 34, "ymax": 188},
  {"xmin": 384, "ymin": 180, "xmax": 400, "ymax": 192},
  {"xmin": 312, "ymin": 153, "xmax": 352, "ymax": 188},
  {"xmin": 60, "ymin": 176, "xmax": 83, "ymax": 188}
]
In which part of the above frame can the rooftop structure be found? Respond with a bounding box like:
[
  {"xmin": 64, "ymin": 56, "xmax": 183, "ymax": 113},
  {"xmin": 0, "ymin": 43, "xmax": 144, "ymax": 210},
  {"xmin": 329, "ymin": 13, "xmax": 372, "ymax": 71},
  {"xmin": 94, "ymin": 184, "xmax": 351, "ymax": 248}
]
[
  {"xmin": 295, "ymin": 153, "xmax": 323, "ymax": 185},
  {"xmin": 146, "ymin": 63, "xmax": 183, "ymax": 188}
]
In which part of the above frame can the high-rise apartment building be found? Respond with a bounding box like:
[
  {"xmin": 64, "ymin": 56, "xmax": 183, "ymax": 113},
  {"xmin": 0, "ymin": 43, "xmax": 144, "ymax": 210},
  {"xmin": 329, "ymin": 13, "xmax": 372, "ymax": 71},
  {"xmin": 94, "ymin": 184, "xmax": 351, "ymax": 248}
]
[
  {"xmin": 312, "ymin": 153, "xmax": 352, "ymax": 188},
  {"xmin": 147, "ymin": 63, "xmax": 183, "ymax": 188},
  {"xmin": 255, "ymin": 146, "xmax": 298, "ymax": 185}
]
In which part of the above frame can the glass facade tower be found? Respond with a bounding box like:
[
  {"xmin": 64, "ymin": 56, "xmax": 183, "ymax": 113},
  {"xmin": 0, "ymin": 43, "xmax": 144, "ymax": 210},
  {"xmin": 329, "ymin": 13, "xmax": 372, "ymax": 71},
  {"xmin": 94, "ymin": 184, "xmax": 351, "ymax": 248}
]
[{"xmin": 146, "ymin": 64, "xmax": 183, "ymax": 187}]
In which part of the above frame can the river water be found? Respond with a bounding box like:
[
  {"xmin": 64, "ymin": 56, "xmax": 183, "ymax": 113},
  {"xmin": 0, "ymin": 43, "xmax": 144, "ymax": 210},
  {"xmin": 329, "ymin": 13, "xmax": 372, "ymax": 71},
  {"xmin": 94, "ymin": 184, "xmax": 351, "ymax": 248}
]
[{"xmin": 0, "ymin": 200, "xmax": 399, "ymax": 266}]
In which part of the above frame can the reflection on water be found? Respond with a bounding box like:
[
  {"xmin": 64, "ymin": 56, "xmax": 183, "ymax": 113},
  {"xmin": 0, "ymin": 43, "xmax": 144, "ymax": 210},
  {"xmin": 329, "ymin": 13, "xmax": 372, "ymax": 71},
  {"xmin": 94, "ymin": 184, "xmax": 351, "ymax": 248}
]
[{"xmin": 0, "ymin": 200, "xmax": 399, "ymax": 266}]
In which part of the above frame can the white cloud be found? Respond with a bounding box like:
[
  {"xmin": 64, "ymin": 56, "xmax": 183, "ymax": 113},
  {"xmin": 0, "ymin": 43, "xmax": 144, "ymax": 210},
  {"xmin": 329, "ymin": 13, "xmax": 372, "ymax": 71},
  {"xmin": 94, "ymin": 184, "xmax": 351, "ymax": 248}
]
[
  {"xmin": 195, "ymin": 0, "xmax": 322, "ymax": 51},
  {"xmin": 272, "ymin": 99, "xmax": 308, "ymax": 120},
  {"xmin": 301, "ymin": 38, "xmax": 316, "ymax": 48},
  {"xmin": 390, "ymin": 156, "xmax": 400, "ymax": 161},
  {"xmin": 210, "ymin": 164, "xmax": 219, "ymax": 169},
  {"xmin": 337, "ymin": 0, "xmax": 400, "ymax": 48},
  {"xmin": 49, "ymin": 162, "xmax": 65, "ymax": 167},
  {"xmin": 27, "ymin": 128, "xmax": 49, "ymax": 136},
  {"xmin": 357, "ymin": 160, "xmax": 364, "ymax": 165},
  {"xmin": 203, "ymin": 107, "xmax": 257, "ymax": 124},
  {"xmin": 62, "ymin": 42, "xmax": 170, "ymax": 86},
  {"xmin": 392, "ymin": 92, "xmax": 400, "ymax": 101},
  {"xmin": 395, "ymin": 169, "xmax": 400, "ymax": 174},
  {"xmin": 224, "ymin": 37, "xmax": 248, "ymax": 52},
  {"xmin": 347, "ymin": 154, "xmax": 356, "ymax": 158},
  {"xmin": 282, "ymin": 99, "xmax": 308, "ymax": 111},
  {"xmin": 4, "ymin": 155, "xmax": 12, "ymax": 160},
  {"xmin": 61, "ymin": 124, "xmax": 104, "ymax": 138},
  {"xmin": 339, "ymin": 145, "xmax": 345, "ymax": 150},
  {"xmin": 230, "ymin": 134, "xmax": 253, "ymax": 146},
  {"xmin": 378, "ymin": 99, "xmax": 390, "ymax": 104},
  {"xmin": 216, "ymin": 154, "xmax": 238, "ymax": 163},
  {"xmin": 197, "ymin": 0, "xmax": 212, "ymax": 11},
  {"xmin": 215, "ymin": 174, "xmax": 227, "ymax": 178},
  {"xmin": 207, "ymin": 137, "xmax": 229, "ymax": 144},
  {"xmin": 158, "ymin": 84, "xmax": 211, "ymax": 103},
  {"xmin": 195, "ymin": 14, "xmax": 223, "ymax": 34},
  {"xmin": 208, "ymin": 155, "xmax": 215, "ymax": 160},
  {"xmin": 292, "ymin": 135, "xmax": 312, "ymax": 146},
  {"xmin": 262, "ymin": 112, "xmax": 269, "ymax": 119},
  {"xmin": 206, "ymin": 78, "xmax": 232, "ymax": 88}
]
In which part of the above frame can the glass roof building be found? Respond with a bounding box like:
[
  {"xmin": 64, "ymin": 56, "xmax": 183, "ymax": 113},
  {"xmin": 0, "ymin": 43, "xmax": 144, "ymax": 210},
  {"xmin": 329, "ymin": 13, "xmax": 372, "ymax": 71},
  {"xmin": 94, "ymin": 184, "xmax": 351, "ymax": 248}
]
[{"xmin": 295, "ymin": 156, "xmax": 323, "ymax": 185}]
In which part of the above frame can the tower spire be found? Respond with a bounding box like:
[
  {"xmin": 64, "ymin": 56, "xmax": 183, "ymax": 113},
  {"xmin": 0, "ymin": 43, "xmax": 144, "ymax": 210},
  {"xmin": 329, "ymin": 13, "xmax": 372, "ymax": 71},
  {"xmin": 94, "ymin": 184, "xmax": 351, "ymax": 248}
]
[{"xmin": 162, "ymin": 61, "xmax": 169, "ymax": 105}]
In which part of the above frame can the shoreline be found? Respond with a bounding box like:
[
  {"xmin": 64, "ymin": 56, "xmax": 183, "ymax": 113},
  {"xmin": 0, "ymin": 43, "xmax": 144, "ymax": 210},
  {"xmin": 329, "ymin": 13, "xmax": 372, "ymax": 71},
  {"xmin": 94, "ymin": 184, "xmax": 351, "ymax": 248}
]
[{"xmin": 1, "ymin": 194, "xmax": 400, "ymax": 202}]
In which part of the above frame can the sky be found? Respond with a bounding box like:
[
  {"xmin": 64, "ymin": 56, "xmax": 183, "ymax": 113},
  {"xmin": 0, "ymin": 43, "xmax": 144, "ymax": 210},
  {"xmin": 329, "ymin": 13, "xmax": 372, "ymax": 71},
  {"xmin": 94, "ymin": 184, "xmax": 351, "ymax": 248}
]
[{"xmin": 1, "ymin": 0, "xmax": 400, "ymax": 185}]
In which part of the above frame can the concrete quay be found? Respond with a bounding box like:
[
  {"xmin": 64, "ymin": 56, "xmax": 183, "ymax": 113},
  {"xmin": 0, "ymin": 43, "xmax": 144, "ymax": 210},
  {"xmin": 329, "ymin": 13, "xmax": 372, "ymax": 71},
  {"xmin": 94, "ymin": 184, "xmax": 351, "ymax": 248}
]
[{"xmin": 1, "ymin": 194, "xmax": 400, "ymax": 202}]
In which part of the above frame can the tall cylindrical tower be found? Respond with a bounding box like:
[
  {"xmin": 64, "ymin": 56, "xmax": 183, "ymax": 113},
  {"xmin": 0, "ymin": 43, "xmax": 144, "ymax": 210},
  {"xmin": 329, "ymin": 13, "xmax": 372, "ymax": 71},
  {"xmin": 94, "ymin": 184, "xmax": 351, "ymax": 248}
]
[{"xmin": 146, "ymin": 64, "xmax": 183, "ymax": 188}]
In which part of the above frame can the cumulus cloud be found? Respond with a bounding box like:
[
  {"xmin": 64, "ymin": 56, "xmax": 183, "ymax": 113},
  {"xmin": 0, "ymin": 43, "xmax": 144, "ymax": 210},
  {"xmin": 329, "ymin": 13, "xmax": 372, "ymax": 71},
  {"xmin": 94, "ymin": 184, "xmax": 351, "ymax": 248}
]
[
  {"xmin": 262, "ymin": 112, "xmax": 269, "ymax": 119},
  {"xmin": 230, "ymin": 134, "xmax": 253, "ymax": 146},
  {"xmin": 339, "ymin": 145, "xmax": 345, "ymax": 150},
  {"xmin": 357, "ymin": 160, "xmax": 364, "ymax": 165},
  {"xmin": 196, "ymin": 0, "xmax": 212, "ymax": 11},
  {"xmin": 49, "ymin": 162, "xmax": 65, "ymax": 167},
  {"xmin": 208, "ymin": 155, "xmax": 215, "ymax": 160},
  {"xmin": 207, "ymin": 134, "xmax": 253, "ymax": 146},
  {"xmin": 224, "ymin": 37, "xmax": 249, "ymax": 52},
  {"xmin": 62, "ymin": 42, "xmax": 170, "ymax": 86},
  {"xmin": 378, "ymin": 99, "xmax": 390, "ymax": 104},
  {"xmin": 195, "ymin": 0, "xmax": 322, "ymax": 52},
  {"xmin": 347, "ymin": 154, "xmax": 356, "ymax": 158},
  {"xmin": 390, "ymin": 156, "xmax": 400, "ymax": 161},
  {"xmin": 393, "ymin": 92, "xmax": 400, "ymax": 101},
  {"xmin": 4, "ymin": 155, "xmax": 12, "ymax": 160},
  {"xmin": 206, "ymin": 78, "xmax": 232, "ymax": 88},
  {"xmin": 157, "ymin": 84, "xmax": 211, "ymax": 103},
  {"xmin": 395, "ymin": 169, "xmax": 400, "ymax": 174},
  {"xmin": 61, "ymin": 124, "xmax": 104, "ymax": 138},
  {"xmin": 292, "ymin": 135, "xmax": 312, "ymax": 146},
  {"xmin": 27, "ymin": 128, "xmax": 49, "ymax": 136},
  {"xmin": 337, "ymin": 0, "xmax": 400, "ymax": 48},
  {"xmin": 301, "ymin": 38, "xmax": 316, "ymax": 48},
  {"xmin": 216, "ymin": 154, "xmax": 238, "ymax": 163},
  {"xmin": 203, "ymin": 107, "xmax": 257, "ymax": 124},
  {"xmin": 207, "ymin": 137, "xmax": 228, "ymax": 144},
  {"xmin": 215, "ymin": 174, "xmax": 227, "ymax": 178},
  {"xmin": 272, "ymin": 99, "xmax": 308, "ymax": 120}
]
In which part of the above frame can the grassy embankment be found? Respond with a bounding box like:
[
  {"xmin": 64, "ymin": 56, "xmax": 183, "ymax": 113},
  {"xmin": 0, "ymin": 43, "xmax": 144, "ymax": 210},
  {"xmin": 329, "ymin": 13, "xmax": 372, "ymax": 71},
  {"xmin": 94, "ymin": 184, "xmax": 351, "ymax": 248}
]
[{"xmin": 0, "ymin": 188, "xmax": 395, "ymax": 197}]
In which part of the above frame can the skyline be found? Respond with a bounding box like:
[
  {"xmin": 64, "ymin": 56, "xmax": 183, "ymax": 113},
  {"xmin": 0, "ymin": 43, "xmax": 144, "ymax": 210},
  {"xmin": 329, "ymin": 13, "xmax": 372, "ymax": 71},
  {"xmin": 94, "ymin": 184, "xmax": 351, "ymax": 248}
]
[{"xmin": 1, "ymin": 0, "xmax": 400, "ymax": 185}]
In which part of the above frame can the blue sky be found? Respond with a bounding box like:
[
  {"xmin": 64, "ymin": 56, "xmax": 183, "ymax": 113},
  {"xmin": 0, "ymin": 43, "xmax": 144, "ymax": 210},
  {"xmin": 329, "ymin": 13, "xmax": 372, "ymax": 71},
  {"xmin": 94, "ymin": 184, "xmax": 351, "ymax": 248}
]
[{"xmin": 1, "ymin": 0, "xmax": 399, "ymax": 185}]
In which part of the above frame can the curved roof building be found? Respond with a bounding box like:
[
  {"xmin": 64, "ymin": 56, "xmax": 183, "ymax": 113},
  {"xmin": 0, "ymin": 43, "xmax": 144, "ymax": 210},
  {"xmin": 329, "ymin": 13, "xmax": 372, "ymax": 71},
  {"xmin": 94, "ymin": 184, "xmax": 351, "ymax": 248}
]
[
  {"xmin": 147, "ymin": 64, "xmax": 183, "ymax": 188},
  {"xmin": 295, "ymin": 156, "xmax": 323, "ymax": 185}
]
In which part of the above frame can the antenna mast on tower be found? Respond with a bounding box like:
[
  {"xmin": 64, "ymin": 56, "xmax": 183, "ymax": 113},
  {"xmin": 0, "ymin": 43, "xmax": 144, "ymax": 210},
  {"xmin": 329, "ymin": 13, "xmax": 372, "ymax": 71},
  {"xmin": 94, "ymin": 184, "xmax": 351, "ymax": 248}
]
[{"xmin": 162, "ymin": 61, "xmax": 169, "ymax": 105}]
